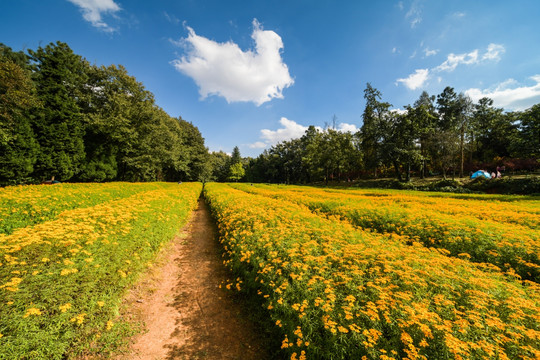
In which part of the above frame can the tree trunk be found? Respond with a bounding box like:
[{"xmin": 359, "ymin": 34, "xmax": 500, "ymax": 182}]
[
  {"xmin": 459, "ymin": 126, "xmax": 465, "ymax": 178},
  {"xmin": 325, "ymin": 167, "xmax": 329, "ymax": 185},
  {"xmin": 393, "ymin": 161, "xmax": 403, "ymax": 182},
  {"xmin": 420, "ymin": 142, "xmax": 425, "ymax": 179}
]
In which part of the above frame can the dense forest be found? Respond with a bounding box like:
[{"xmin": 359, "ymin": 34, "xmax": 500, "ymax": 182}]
[
  {"xmin": 1, "ymin": 41, "xmax": 538, "ymax": 186},
  {"xmin": 245, "ymin": 85, "xmax": 539, "ymax": 184},
  {"xmin": 0, "ymin": 41, "xmax": 216, "ymax": 185}
]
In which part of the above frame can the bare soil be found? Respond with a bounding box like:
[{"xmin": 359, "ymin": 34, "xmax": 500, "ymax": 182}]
[{"xmin": 118, "ymin": 198, "xmax": 269, "ymax": 360}]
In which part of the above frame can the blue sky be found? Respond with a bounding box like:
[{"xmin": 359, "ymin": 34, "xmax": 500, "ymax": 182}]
[{"xmin": 2, "ymin": 1, "xmax": 540, "ymax": 157}]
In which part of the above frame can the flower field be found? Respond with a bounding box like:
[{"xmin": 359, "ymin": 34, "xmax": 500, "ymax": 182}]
[
  {"xmin": 229, "ymin": 183, "xmax": 540, "ymax": 283},
  {"xmin": 0, "ymin": 182, "xmax": 201, "ymax": 359},
  {"xmin": 205, "ymin": 183, "xmax": 540, "ymax": 360}
]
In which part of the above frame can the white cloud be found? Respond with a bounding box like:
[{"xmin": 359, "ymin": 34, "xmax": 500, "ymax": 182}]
[
  {"xmin": 396, "ymin": 69, "xmax": 429, "ymax": 90},
  {"xmin": 423, "ymin": 47, "xmax": 438, "ymax": 57},
  {"xmin": 248, "ymin": 141, "xmax": 268, "ymax": 149},
  {"xmin": 396, "ymin": 43, "xmax": 505, "ymax": 90},
  {"xmin": 434, "ymin": 44, "xmax": 504, "ymax": 72},
  {"xmin": 337, "ymin": 123, "xmax": 358, "ymax": 133},
  {"xmin": 406, "ymin": 0, "xmax": 422, "ymax": 28},
  {"xmin": 249, "ymin": 117, "xmax": 324, "ymax": 149},
  {"xmin": 435, "ymin": 50, "xmax": 479, "ymax": 72},
  {"xmin": 390, "ymin": 108, "xmax": 408, "ymax": 115},
  {"xmin": 482, "ymin": 43, "xmax": 505, "ymax": 61},
  {"xmin": 66, "ymin": 0, "xmax": 120, "ymax": 32},
  {"xmin": 465, "ymin": 75, "xmax": 540, "ymax": 111},
  {"xmin": 171, "ymin": 19, "xmax": 294, "ymax": 106},
  {"xmin": 260, "ymin": 117, "xmax": 310, "ymax": 145}
]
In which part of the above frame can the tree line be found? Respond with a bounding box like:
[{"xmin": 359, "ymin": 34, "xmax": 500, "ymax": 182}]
[
  {"xmin": 1, "ymin": 41, "xmax": 538, "ymax": 186},
  {"xmin": 0, "ymin": 41, "xmax": 215, "ymax": 185},
  {"xmin": 242, "ymin": 84, "xmax": 539, "ymax": 184}
]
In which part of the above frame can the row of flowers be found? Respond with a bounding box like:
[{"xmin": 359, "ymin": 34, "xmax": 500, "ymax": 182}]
[
  {"xmin": 0, "ymin": 182, "xmax": 168, "ymax": 235},
  {"xmin": 0, "ymin": 182, "xmax": 202, "ymax": 359},
  {"xmin": 229, "ymin": 184, "xmax": 540, "ymax": 283},
  {"xmin": 205, "ymin": 183, "xmax": 540, "ymax": 360}
]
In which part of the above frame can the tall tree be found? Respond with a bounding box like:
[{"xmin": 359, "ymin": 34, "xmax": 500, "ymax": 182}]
[
  {"xmin": 0, "ymin": 53, "xmax": 39, "ymax": 184},
  {"xmin": 514, "ymin": 104, "xmax": 540, "ymax": 159},
  {"xmin": 436, "ymin": 87, "xmax": 460, "ymax": 178},
  {"xmin": 455, "ymin": 93, "xmax": 473, "ymax": 178},
  {"xmin": 412, "ymin": 91, "xmax": 437, "ymax": 178},
  {"xmin": 360, "ymin": 83, "xmax": 391, "ymax": 177},
  {"xmin": 28, "ymin": 41, "xmax": 88, "ymax": 181}
]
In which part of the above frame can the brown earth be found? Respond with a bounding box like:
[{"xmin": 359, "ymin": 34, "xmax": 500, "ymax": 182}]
[{"xmin": 117, "ymin": 198, "xmax": 270, "ymax": 360}]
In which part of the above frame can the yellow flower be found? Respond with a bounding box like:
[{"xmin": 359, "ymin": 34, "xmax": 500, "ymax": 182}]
[
  {"xmin": 97, "ymin": 301, "xmax": 105, "ymax": 307},
  {"xmin": 23, "ymin": 307, "xmax": 42, "ymax": 318},
  {"xmin": 59, "ymin": 303, "xmax": 71, "ymax": 313},
  {"xmin": 106, "ymin": 320, "xmax": 114, "ymax": 330},
  {"xmin": 70, "ymin": 313, "xmax": 86, "ymax": 325},
  {"xmin": 60, "ymin": 268, "xmax": 78, "ymax": 276}
]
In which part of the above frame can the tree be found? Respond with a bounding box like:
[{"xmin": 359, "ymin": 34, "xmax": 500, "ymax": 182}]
[
  {"xmin": 28, "ymin": 41, "xmax": 88, "ymax": 181},
  {"xmin": 209, "ymin": 151, "xmax": 231, "ymax": 182},
  {"xmin": 228, "ymin": 162, "xmax": 245, "ymax": 182},
  {"xmin": 360, "ymin": 83, "xmax": 392, "ymax": 177},
  {"xmin": 412, "ymin": 91, "xmax": 437, "ymax": 178},
  {"xmin": 0, "ymin": 55, "xmax": 39, "ymax": 184},
  {"xmin": 514, "ymin": 104, "xmax": 540, "ymax": 159},
  {"xmin": 436, "ymin": 87, "xmax": 461, "ymax": 179},
  {"xmin": 230, "ymin": 146, "xmax": 242, "ymax": 165}
]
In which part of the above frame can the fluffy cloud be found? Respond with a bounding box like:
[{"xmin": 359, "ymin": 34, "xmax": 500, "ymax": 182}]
[
  {"xmin": 249, "ymin": 118, "xmax": 358, "ymax": 149},
  {"xmin": 435, "ymin": 44, "xmax": 504, "ymax": 72},
  {"xmin": 435, "ymin": 50, "xmax": 479, "ymax": 72},
  {"xmin": 396, "ymin": 69, "xmax": 429, "ymax": 90},
  {"xmin": 482, "ymin": 43, "xmax": 505, "ymax": 61},
  {"xmin": 259, "ymin": 117, "xmax": 311, "ymax": 146},
  {"xmin": 396, "ymin": 44, "xmax": 505, "ymax": 90},
  {"xmin": 248, "ymin": 141, "xmax": 268, "ymax": 149},
  {"xmin": 465, "ymin": 75, "xmax": 540, "ymax": 111},
  {"xmin": 66, "ymin": 0, "xmax": 120, "ymax": 32},
  {"xmin": 337, "ymin": 123, "xmax": 358, "ymax": 133},
  {"xmin": 172, "ymin": 19, "xmax": 294, "ymax": 106}
]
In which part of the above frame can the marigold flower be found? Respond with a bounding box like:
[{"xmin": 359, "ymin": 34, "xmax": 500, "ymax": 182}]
[{"xmin": 24, "ymin": 307, "xmax": 42, "ymax": 318}]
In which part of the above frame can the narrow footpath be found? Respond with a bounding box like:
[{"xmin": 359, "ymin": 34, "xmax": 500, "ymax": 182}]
[{"xmin": 120, "ymin": 198, "xmax": 269, "ymax": 360}]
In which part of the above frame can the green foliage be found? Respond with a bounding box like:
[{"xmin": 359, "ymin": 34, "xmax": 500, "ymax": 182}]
[
  {"xmin": 228, "ymin": 162, "xmax": 245, "ymax": 182},
  {"xmin": 465, "ymin": 177, "xmax": 540, "ymax": 195},
  {"xmin": 28, "ymin": 41, "xmax": 88, "ymax": 181},
  {"xmin": 0, "ymin": 54, "xmax": 40, "ymax": 185},
  {"xmin": 0, "ymin": 42, "xmax": 211, "ymax": 185}
]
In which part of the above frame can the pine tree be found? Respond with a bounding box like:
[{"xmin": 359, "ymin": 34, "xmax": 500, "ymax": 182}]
[{"xmin": 28, "ymin": 41, "xmax": 88, "ymax": 181}]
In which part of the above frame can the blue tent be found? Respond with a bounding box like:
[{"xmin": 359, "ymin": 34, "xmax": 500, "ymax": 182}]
[{"xmin": 471, "ymin": 170, "xmax": 491, "ymax": 179}]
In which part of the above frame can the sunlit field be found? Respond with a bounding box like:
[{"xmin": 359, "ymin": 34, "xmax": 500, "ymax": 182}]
[
  {"xmin": 0, "ymin": 182, "xmax": 201, "ymax": 359},
  {"xmin": 2, "ymin": 182, "xmax": 539, "ymax": 359},
  {"xmin": 205, "ymin": 183, "xmax": 540, "ymax": 360}
]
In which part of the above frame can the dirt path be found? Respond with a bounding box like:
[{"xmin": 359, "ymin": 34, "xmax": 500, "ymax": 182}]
[{"xmin": 120, "ymin": 198, "xmax": 269, "ymax": 360}]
